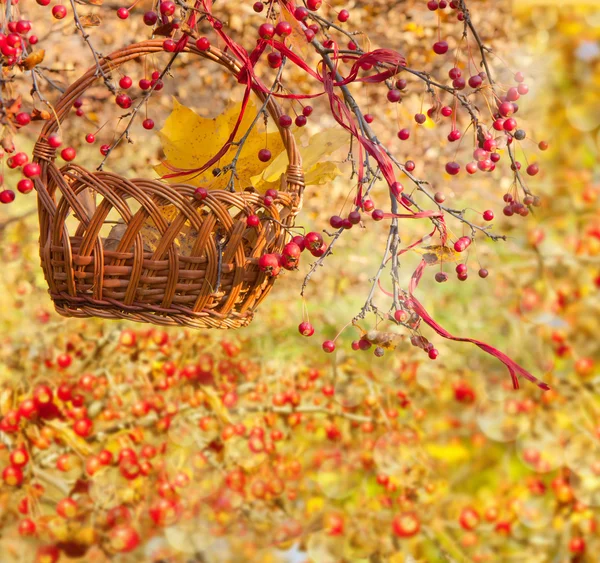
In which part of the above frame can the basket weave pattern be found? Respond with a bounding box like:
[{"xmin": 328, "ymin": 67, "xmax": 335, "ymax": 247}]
[{"xmin": 32, "ymin": 40, "xmax": 304, "ymax": 329}]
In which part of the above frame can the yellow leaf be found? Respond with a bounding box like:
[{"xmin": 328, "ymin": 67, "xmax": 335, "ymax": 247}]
[
  {"xmin": 19, "ymin": 50, "xmax": 45, "ymax": 71},
  {"xmin": 251, "ymin": 127, "xmax": 348, "ymax": 189},
  {"xmin": 425, "ymin": 442, "xmax": 470, "ymax": 464},
  {"xmin": 304, "ymin": 161, "xmax": 341, "ymax": 186},
  {"xmin": 154, "ymin": 97, "xmax": 284, "ymax": 191},
  {"xmin": 412, "ymin": 244, "xmax": 461, "ymax": 265},
  {"xmin": 306, "ymin": 496, "xmax": 325, "ymax": 515},
  {"xmin": 203, "ymin": 386, "xmax": 233, "ymax": 425}
]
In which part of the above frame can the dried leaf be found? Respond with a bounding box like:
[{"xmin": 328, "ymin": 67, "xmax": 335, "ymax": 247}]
[
  {"xmin": 31, "ymin": 108, "xmax": 52, "ymax": 121},
  {"xmin": 4, "ymin": 97, "xmax": 22, "ymax": 118},
  {"xmin": 19, "ymin": 50, "xmax": 45, "ymax": 71},
  {"xmin": 79, "ymin": 14, "xmax": 102, "ymax": 27},
  {"xmin": 412, "ymin": 244, "xmax": 461, "ymax": 265}
]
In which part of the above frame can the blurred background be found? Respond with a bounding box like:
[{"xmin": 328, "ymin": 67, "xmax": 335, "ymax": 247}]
[{"xmin": 0, "ymin": 0, "xmax": 599, "ymax": 561}]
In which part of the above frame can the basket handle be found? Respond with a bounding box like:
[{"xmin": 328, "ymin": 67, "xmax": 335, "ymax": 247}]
[{"xmin": 33, "ymin": 39, "xmax": 304, "ymax": 197}]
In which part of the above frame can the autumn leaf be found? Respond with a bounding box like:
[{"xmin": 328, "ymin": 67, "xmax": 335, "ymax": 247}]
[
  {"xmin": 154, "ymin": 97, "xmax": 284, "ymax": 191},
  {"xmin": 412, "ymin": 244, "xmax": 461, "ymax": 265},
  {"xmin": 19, "ymin": 50, "xmax": 45, "ymax": 71},
  {"xmin": 155, "ymin": 98, "xmax": 347, "ymax": 192},
  {"xmin": 250, "ymin": 127, "xmax": 348, "ymax": 190},
  {"xmin": 31, "ymin": 108, "xmax": 52, "ymax": 121},
  {"xmin": 79, "ymin": 14, "xmax": 102, "ymax": 27}
]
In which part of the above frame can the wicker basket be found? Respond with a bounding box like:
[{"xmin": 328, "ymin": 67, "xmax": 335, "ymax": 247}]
[{"xmin": 32, "ymin": 40, "xmax": 304, "ymax": 329}]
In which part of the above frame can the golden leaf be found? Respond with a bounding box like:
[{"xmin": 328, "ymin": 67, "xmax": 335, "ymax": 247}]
[
  {"xmin": 19, "ymin": 50, "xmax": 45, "ymax": 71},
  {"xmin": 251, "ymin": 127, "xmax": 348, "ymax": 190},
  {"xmin": 31, "ymin": 108, "xmax": 52, "ymax": 121},
  {"xmin": 154, "ymin": 97, "xmax": 284, "ymax": 191},
  {"xmin": 203, "ymin": 386, "xmax": 233, "ymax": 425},
  {"xmin": 79, "ymin": 14, "xmax": 102, "ymax": 27},
  {"xmin": 412, "ymin": 244, "xmax": 461, "ymax": 265}
]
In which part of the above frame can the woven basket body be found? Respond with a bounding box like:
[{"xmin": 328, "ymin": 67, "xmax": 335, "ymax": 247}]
[{"xmin": 32, "ymin": 40, "xmax": 304, "ymax": 329}]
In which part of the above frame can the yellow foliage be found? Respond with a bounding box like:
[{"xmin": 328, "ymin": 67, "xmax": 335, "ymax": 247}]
[
  {"xmin": 155, "ymin": 97, "xmax": 347, "ymax": 192},
  {"xmin": 425, "ymin": 442, "xmax": 471, "ymax": 464},
  {"xmin": 251, "ymin": 127, "xmax": 348, "ymax": 190},
  {"xmin": 412, "ymin": 244, "xmax": 461, "ymax": 265},
  {"xmin": 154, "ymin": 97, "xmax": 284, "ymax": 191}
]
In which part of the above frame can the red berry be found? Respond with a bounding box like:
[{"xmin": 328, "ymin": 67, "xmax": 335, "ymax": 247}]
[
  {"xmin": 253, "ymin": 2, "xmax": 264, "ymax": 12},
  {"xmin": 163, "ymin": 39, "xmax": 176, "ymax": 52},
  {"xmin": 194, "ymin": 187, "xmax": 208, "ymax": 200},
  {"xmin": 372, "ymin": 209, "xmax": 385, "ymax": 221},
  {"xmin": 61, "ymin": 147, "xmax": 76, "ymax": 162},
  {"xmin": 52, "ymin": 5, "xmax": 67, "ymax": 19},
  {"xmin": 294, "ymin": 6, "xmax": 309, "ymax": 19},
  {"xmin": 448, "ymin": 67, "xmax": 461, "ymax": 80},
  {"xmin": 298, "ymin": 322, "xmax": 314, "ymax": 337},
  {"xmin": 433, "ymin": 41, "xmax": 449, "ymax": 55},
  {"xmin": 445, "ymin": 161, "xmax": 460, "ymax": 175},
  {"xmin": 279, "ymin": 115, "xmax": 292, "ymax": 128},
  {"xmin": 295, "ymin": 115, "xmax": 307, "ymax": 127},
  {"xmin": 526, "ymin": 163, "xmax": 539, "ymax": 176},
  {"xmin": 338, "ymin": 9, "xmax": 350, "ymax": 22},
  {"xmin": 85, "ymin": 133, "xmax": 96, "ymax": 144},
  {"xmin": 142, "ymin": 119, "xmax": 155, "ymax": 130},
  {"xmin": 397, "ymin": 128, "xmax": 410, "ymax": 140},
  {"xmin": 258, "ymin": 254, "xmax": 281, "ymax": 277},
  {"xmin": 48, "ymin": 134, "xmax": 62, "ymax": 148},
  {"xmin": 428, "ymin": 348, "xmax": 439, "ymax": 359},
  {"xmin": 307, "ymin": 0, "xmax": 322, "ymax": 11},
  {"xmin": 304, "ymin": 232, "xmax": 323, "ymax": 252},
  {"xmin": 159, "ymin": 1, "xmax": 175, "ymax": 16},
  {"xmin": 322, "ymin": 340, "xmax": 335, "ymax": 353},
  {"xmin": 258, "ymin": 149, "xmax": 272, "ymax": 162},
  {"xmin": 569, "ymin": 537, "xmax": 586, "ymax": 554},
  {"xmin": 116, "ymin": 94, "xmax": 132, "ymax": 109},
  {"xmin": 117, "ymin": 7, "xmax": 129, "ymax": 19},
  {"xmin": 247, "ymin": 214, "xmax": 260, "ymax": 228},
  {"xmin": 73, "ymin": 418, "xmax": 93, "ymax": 438},
  {"xmin": 275, "ymin": 21, "xmax": 292, "ymax": 37},
  {"xmin": 17, "ymin": 179, "xmax": 34, "ymax": 194},
  {"xmin": 392, "ymin": 512, "xmax": 420, "ymax": 537},
  {"xmin": 15, "ymin": 112, "xmax": 31, "ymax": 126},
  {"xmin": 267, "ymin": 52, "xmax": 282, "ymax": 69},
  {"xmin": 258, "ymin": 23, "xmax": 275, "ymax": 40},
  {"xmin": 196, "ymin": 37, "xmax": 210, "ymax": 51},
  {"xmin": 459, "ymin": 507, "xmax": 480, "ymax": 530},
  {"xmin": 453, "ymin": 237, "xmax": 471, "ymax": 252},
  {"xmin": 498, "ymin": 101, "xmax": 514, "ymax": 117},
  {"xmin": 143, "ymin": 11, "xmax": 158, "ymax": 25},
  {"xmin": 23, "ymin": 163, "xmax": 41, "ymax": 178},
  {"xmin": 468, "ymin": 75, "xmax": 483, "ymax": 88},
  {"xmin": 2, "ymin": 465, "xmax": 23, "ymax": 486},
  {"xmin": 330, "ymin": 215, "xmax": 343, "ymax": 229},
  {"xmin": 483, "ymin": 210, "xmax": 494, "ymax": 221},
  {"xmin": 478, "ymin": 268, "xmax": 489, "ymax": 278},
  {"xmin": 387, "ymin": 89, "xmax": 402, "ymax": 103}
]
